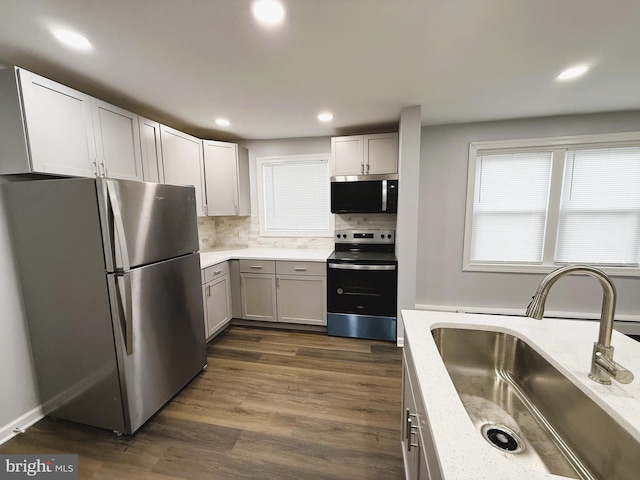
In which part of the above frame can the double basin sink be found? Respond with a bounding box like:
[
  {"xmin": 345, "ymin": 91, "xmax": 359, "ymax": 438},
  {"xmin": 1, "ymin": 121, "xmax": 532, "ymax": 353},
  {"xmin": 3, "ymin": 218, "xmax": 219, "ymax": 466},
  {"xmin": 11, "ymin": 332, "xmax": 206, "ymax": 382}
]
[{"xmin": 432, "ymin": 327, "xmax": 639, "ymax": 480}]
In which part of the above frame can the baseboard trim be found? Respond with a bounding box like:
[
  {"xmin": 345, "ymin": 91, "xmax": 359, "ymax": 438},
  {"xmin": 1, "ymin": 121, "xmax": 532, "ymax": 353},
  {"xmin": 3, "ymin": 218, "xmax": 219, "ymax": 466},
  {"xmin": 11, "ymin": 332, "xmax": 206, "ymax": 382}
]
[{"xmin": 0, "ymin": 406, "xmax": 44, "ymax": 445}]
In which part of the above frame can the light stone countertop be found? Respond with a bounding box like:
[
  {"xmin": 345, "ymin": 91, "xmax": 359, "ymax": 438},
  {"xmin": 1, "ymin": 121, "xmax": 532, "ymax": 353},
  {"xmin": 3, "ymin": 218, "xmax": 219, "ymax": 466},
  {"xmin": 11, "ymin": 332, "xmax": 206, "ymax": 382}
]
[
  {"xmin": 200, "ymin": 247, "xmax": 333, "ymax": 269},
  {"xmin": 402, "ymin": 310, "xmax": 640, "ymax": 480}
]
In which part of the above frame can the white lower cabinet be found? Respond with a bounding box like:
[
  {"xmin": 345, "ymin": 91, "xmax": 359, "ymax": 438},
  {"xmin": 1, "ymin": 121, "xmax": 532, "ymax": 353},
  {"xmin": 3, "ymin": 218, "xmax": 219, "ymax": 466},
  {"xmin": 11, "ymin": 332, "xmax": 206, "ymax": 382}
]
[
  {"xmin": 202, "ymin": 262, "xmax": 232, "ymax": 340},
  {"xmin": 402, "ymin": 339, "xmax": 442, "ymax": 480},
  {"xmin": 239, "ymin": 260, "xmax": 327, "ymax": 325},
  {"xmin": 275, "ymin": 261, "xmax": 326, "ymax": 325},
  {"xmin": 240, "ymin": 260, "xmax": 277, "ymax": 322}
]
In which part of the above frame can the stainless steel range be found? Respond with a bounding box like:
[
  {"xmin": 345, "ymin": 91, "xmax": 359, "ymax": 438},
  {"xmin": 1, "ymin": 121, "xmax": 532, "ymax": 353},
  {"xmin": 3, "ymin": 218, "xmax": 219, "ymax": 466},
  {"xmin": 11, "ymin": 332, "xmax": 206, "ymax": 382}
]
[{"xmin": 327, "ymin": 229, "xmax": 397, "ymax": 342}]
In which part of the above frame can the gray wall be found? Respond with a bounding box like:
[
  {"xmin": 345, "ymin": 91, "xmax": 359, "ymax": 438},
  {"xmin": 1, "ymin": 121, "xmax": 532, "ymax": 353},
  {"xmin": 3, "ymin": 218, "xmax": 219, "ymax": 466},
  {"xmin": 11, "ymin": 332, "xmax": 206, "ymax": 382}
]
[
  {"xmin": 417, "ymin": 111, "xmax": 640, "ymax": 318},
  {"xmin": 396, "ymin": 106, "xmax": 421, "ymax": 344},
  {"xmin": 241, "ymin": 136, "xmax": 332, "ymax": 215},
  {"xmin": 0, "ymin": 178, "xmax": 39, "ymax": 439}
]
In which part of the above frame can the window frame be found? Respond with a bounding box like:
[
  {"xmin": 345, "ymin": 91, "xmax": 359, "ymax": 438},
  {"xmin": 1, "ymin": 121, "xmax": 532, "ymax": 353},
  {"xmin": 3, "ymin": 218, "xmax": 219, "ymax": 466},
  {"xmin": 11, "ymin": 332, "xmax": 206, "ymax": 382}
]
[
  {"xmin": 463, "ymin": 131, "xmax": 640, "ymax": 277},
  {"xmin": 256, "ymin": 153, "xmax": 334, "ymax": 238}
]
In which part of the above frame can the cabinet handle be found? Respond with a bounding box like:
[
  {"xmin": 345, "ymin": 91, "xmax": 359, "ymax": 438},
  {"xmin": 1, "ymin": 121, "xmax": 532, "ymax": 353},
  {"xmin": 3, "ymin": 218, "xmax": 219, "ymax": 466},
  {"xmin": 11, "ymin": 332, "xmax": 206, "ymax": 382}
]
[
  {"xmin": 405, "ymin": 409, "xmax": 419, "ymax": 451},
  {"xmin": 93, "ymin": 161, "xmax": 100, "ymax": 177},
  {"xmin": 366, "ymin": 163, "xmax": 370, "ymax": 175},
  {"xmin": 213, "ymin": 269, "xmax": 223, "ymax": 275},
  {"xmin": 206, "ymin": 285, "xmax": 211, "ymax": 296},
  {"xmin": 276, "ymin": 277, "xmax": 280, "ymax": 288},
  {"xmin": 361, "ymin": 163, "xmax": 364, "ymax": 175},
  {"xmin": 103, "ymin": 164, "xmax": 108, "ymax": 177},
  {"xmin": 293, "ymin": 267, "xmax": 307, "ymax": 271},
  {"xmin": 250, "ymin": 265, "xmax": 263, "ymax": 269}
]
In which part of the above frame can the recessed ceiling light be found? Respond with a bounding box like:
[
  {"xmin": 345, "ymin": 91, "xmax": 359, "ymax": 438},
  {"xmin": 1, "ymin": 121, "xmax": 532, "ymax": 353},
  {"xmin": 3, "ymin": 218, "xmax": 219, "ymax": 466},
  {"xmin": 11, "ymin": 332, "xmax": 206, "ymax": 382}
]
[
  {"xmin": 557, "ymin": 65, "xmax": 590, "ymax": 81},
  {"xmin": 52, "ymin": 28, "xmax": 92, "ymax": 51},
  {"xmin": 251, "ymin": 0, "xmax": 285, "ymax": 27},
  {"xmin": 215, "ymin": 118, "xmax": 231, "ymax": 127},
  {"xmin": 318, "ymin": 112, "xmax": 334, "ymax": 122}
]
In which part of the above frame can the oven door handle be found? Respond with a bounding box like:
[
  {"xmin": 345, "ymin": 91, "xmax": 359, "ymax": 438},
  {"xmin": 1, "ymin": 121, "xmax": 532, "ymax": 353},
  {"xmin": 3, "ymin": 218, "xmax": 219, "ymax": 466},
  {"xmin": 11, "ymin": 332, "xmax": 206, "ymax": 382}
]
[{"xmin": 328, "ymin": 263, "xmax": 396, "ymax": 271}]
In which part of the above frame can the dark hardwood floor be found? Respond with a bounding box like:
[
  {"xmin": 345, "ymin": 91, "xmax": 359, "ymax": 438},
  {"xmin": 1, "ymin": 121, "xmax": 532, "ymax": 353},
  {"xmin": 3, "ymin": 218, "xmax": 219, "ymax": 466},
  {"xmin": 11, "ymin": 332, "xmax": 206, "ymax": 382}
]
[{"xmin": 1, "ymin": 326, "xmax": 404, "ymax": 479}]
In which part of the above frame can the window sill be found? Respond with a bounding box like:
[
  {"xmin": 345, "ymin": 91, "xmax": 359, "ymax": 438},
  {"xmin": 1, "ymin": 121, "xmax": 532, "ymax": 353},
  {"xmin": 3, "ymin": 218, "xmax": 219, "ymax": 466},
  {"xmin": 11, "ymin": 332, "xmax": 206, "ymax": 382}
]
[{"xmin": 463, "ymin": 262, "xmax": 640, "ymax": 278}]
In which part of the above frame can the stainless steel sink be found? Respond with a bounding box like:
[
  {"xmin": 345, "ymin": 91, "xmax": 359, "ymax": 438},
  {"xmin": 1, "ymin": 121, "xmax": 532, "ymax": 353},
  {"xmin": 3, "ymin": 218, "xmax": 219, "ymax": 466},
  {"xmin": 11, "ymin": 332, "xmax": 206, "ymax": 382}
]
[{"xmin": 432, "ymin": 327, "xmax": 640, "ymax": 480}]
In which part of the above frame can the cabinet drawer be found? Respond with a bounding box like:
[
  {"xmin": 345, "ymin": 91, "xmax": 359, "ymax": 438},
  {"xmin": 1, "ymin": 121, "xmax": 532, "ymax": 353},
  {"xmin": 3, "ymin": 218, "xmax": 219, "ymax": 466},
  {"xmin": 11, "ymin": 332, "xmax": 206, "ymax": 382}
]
[
  {"xmin": 239, "ymin": 259, "xmax": 275, "ymax": 274},
  {"xmin": 276, "ymin": 261, "xmax": 326, "ymax": 276},
  {"xmin": 202, "ymin": 261, "xmax": 230, "ymax": 283}
]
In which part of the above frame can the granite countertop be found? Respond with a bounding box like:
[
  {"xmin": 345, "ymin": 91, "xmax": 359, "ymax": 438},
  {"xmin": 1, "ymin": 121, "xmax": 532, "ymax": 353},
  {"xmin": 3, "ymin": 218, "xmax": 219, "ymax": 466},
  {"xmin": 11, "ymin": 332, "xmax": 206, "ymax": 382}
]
[
  {"xmin": 402, "ymin": 310, "xmax": 640, "ymax": 480},
  {"xmin": 200, "ymin": 247, "xmax": 333, "ymax": 268}
]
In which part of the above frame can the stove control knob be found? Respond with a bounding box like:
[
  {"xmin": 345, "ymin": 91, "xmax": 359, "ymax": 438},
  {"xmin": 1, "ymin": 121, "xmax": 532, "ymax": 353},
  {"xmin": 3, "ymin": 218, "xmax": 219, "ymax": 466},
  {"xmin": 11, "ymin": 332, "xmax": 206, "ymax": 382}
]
[
  {"xmin": 381, "ymin": 234, "xmax": 384, "ymax": 238},
  {"xmin": 337, "ymin": 288, "xmax": 344, "ymax": 295},
  {"xmin": 387, "ymin": 234, "xmax": 392, "ymax": 239},
  {"xmin": 342, "ymin": 234, "xmax": 347, "ymax": 239}
]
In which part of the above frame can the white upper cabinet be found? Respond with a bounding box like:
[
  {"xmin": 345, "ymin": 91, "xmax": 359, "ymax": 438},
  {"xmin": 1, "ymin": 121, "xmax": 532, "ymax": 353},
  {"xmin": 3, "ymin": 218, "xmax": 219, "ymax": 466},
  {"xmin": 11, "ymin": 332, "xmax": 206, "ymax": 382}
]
[
  {"xmin": 364, "ymin": 133, "xmax": 398, "ymax": 175},
  {"xmin": 92, "ymin": 100, "xmax": 143, "ymax": 181},
  {"xmin": 0, "ymin": 67, "xmax": 143, "ymax": 181},
  {"xmin": 202, "ymin": 140, "xmax": 250, "ymax": 216},
  {"xmin": 331, "ymin": 132, "xmax": 398, "ymax": 176},
  {"xmin": 331, "ymin": 136, "xmax": 364, "ymax": 176},
  {"xmin": 0, "ymin": 68, "xmax": 97, "ymax": 177},
  {"xmin": 139, "ymin": 117, "xmax": 164, "ymax": 183},
  {"xmin": 161, "ymin": 125, "xmax": 206, "ymax": 216}
]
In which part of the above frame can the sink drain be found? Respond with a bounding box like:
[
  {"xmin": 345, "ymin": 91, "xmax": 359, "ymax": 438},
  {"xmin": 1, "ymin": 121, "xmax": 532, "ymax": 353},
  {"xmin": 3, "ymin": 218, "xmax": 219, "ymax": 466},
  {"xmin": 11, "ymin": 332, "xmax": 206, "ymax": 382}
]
[{"xmin": 481, "ymin": 424, "xmax": 524, "ymax": 453}]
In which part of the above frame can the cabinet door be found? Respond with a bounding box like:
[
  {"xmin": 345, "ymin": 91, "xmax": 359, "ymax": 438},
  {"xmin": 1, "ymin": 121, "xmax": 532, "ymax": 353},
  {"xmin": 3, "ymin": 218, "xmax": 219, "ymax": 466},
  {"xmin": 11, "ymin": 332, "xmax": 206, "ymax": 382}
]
[
  {"xmin": 276, "ymin": 275, "xmax": 326, "ymax": 325},
  {"xmin": 203, "ymin": 140, "xmax": 239, "ymax": 216},
  {"xmin": 331, "ymin": 136, "xmax": 364, "ymax": 176},
  {"xmin": 93, "ymin": 100, "xmax": 143, "ymax": 180},
  {"xmin": 364, "ymin": 133, "xmax": 398, "ymax": 175},
  {"xmin": 18, "ymin": 69, "xmax": 97, "ymax": 177},
  {"xmin": 139, "ymin": 117, "xmax": 164, "ymax": 183},
  {"xmin": 240, "ymin": 273, "xmax": 277, "ymax": 322},
  {"xmin": 160, "ymin": 125, "xmax": 206, "ymax": 216},
  {"xmin": 204, "ymin": 275, "xmax": 232, "ymax": 338}
]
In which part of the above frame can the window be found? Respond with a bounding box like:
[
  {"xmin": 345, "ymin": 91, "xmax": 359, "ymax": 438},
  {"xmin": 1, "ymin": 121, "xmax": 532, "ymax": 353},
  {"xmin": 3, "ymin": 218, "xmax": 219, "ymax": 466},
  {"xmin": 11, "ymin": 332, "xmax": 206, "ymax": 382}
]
[
  {"xmin": 464, "ymin": 132, "xmax": 640, "ymax": 275},
  {"xmin": 257, "ymin": 154, "xmax": 332, "ymax": 237}
]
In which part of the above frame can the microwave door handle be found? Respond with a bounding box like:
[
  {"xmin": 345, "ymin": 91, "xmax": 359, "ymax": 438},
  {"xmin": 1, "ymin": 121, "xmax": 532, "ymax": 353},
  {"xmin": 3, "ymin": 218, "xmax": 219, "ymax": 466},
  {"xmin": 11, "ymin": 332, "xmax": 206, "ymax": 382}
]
[
  {"xmin": 382, "ymin": 179, "xmax": 388, "ymax": 211},
  {"xmin": 106, "ymin": 180, "xmax": 131, "ymax": 271}
]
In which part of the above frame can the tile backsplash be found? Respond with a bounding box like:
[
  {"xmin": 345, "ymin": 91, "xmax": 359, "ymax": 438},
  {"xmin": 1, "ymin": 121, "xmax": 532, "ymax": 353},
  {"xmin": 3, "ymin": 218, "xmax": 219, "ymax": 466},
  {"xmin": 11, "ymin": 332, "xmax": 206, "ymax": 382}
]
[{"xmin": 198, "ymin": 214, "xmax": 397, "ymax": 250}]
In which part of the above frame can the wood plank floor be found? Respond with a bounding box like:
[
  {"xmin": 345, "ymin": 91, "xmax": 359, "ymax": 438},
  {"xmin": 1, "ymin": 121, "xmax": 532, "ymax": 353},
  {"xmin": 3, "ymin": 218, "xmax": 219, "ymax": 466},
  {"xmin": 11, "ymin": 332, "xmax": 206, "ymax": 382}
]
[{"xmin": 0, "ymin": 326, "xmax": 404, "ymax": 479}]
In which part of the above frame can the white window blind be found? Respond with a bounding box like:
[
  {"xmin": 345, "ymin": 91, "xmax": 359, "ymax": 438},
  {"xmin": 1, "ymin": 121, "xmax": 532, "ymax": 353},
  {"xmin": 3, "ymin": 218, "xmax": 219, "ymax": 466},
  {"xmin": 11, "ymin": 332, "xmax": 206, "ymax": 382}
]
[
  {"xmin": 261, "ymin": 157, "xmax": 330, "ymax": 234},
  {"xmin": 470, "ymin": 151, "xmax": 553, "ymax": 263},
  {"xmin": 556, "ymin": 146, "xmax": 640, "ymax": 266}
]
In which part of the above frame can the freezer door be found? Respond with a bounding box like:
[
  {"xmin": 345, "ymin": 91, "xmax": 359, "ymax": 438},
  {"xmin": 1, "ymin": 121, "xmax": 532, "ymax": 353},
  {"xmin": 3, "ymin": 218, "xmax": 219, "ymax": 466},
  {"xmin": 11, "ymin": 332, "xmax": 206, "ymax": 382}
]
[
  {"xmin": 108, "ymin": 252, "xmax": 206, "ymax": 434},
  {"xmin": 97, "ymin": 178, "xmax": 199, "ymax": 270}
]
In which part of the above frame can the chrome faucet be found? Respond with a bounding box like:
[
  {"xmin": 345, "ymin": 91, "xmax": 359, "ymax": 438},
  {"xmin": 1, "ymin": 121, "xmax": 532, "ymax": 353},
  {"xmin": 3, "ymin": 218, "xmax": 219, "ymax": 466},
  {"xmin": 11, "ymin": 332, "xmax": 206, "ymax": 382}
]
[{"xmin": 526, "ymin": 264, "xmax": 634, "ymax": 385}]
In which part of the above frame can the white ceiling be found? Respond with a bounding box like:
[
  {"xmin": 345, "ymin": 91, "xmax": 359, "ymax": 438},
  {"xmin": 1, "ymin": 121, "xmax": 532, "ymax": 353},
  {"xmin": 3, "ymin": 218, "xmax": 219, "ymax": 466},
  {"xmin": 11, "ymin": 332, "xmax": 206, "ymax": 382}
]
[{"xmin": 1, "ymin": 0, "xmax": 639, "ymax": 140}]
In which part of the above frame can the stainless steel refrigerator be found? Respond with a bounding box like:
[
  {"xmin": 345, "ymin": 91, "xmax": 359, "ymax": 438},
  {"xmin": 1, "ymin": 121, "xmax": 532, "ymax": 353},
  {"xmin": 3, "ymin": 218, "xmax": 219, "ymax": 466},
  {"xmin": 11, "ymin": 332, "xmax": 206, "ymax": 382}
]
[{"xmin": 3, "ymin": 177, "xmax": 206, "ymax": 434}]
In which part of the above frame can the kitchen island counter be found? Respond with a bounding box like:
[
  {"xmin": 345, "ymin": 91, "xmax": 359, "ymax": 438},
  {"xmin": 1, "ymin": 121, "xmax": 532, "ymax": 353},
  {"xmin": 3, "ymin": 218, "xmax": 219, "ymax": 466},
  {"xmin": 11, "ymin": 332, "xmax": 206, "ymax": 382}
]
[{"xmin": 402, "ymin": 309, "xmax": 640, "ymax": 480}]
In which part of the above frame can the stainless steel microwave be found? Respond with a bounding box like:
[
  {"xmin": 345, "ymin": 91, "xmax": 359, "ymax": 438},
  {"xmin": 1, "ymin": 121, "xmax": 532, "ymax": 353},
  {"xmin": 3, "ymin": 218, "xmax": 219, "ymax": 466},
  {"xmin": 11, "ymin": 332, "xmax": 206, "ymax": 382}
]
[{"xmin": 330, "ymin": 174, "xmax": 398, "ymax": 214}]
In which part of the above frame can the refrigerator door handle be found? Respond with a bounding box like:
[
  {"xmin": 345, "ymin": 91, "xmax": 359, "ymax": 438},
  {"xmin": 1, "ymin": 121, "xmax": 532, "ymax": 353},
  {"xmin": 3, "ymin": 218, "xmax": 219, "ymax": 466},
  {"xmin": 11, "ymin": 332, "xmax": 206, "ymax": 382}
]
[
  {"xmin": 105, "ymin": 180, "xmax": 131, "ymax": 271},
  {"xmin": 108, "ymin": 273, "xmax": 134, "ymax": 355},
  {"xmin": 122, "ymin": 273, "xmax": 134, "ymax": 355}
]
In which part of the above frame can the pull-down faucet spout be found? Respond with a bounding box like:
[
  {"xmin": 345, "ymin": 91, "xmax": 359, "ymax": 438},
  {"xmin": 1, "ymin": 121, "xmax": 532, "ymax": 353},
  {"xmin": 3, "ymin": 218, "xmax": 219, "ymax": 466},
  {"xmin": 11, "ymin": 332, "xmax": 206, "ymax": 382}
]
[{"xmin": 526, "ymin": 264, "xmax": 634, "ymax": 385}]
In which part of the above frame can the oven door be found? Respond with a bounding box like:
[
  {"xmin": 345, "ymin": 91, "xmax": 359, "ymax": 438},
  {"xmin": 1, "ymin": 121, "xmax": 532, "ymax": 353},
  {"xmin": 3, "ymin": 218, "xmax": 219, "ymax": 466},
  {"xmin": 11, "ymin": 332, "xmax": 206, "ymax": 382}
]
[{"xmin": 327, "ymin": 263, "xmax": 397, "ymax": 317}]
